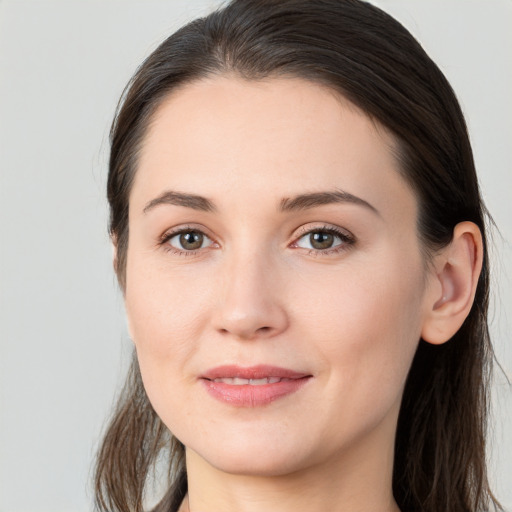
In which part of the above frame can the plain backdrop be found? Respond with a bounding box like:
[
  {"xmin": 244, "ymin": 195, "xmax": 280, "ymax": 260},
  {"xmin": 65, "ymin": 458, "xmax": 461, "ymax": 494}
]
[{"xmin": 0, "ymin": 1, "xmax": 510, "ymax": 511}]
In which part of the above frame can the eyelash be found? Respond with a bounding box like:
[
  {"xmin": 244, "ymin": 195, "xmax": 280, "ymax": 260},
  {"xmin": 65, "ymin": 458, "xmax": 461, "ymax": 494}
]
[
  {"xmin": 158, "ymin": 225, "xmax": 214, "ymax": 257},
  {"xmin": 291, "ymin": 225, "xmax": 356, "ymax": 256},
  {"xmin": 158, "ymin": 224, "xmax": 356, "ymax": 257}
]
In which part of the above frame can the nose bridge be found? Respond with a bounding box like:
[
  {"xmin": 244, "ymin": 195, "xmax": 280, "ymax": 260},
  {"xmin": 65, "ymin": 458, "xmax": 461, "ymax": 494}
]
[{"xmin": 214, "ymin": 243, "xmax": 288, "ymax": 340}]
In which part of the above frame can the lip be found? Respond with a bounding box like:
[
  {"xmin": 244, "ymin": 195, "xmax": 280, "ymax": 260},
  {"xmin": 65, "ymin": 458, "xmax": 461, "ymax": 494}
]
[{"xmin": 200, "ymin": 365, "xmax": 312, "ymax": 407}]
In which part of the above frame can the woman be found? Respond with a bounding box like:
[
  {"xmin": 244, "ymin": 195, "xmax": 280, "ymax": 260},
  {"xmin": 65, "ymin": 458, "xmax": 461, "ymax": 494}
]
[{"xmin": 94, "ymin": 1, "xmax": 503, "ymax": 511}]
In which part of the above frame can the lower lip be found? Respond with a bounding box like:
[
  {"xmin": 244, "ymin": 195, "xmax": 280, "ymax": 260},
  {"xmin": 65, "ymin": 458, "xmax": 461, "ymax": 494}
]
[{"xmin": 202, "ymin": 377, "xmax": 311, "ymax": 407}]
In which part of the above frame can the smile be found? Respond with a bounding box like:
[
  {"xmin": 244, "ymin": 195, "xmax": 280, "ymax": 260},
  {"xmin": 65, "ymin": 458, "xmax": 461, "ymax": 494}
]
[
  {"xmin": 201, "ymin": 365, "xmax": 312, "ymax": 407},
  {"xmin": 211, "ymin": 377, "xmax": 290, "ymax": 385}
]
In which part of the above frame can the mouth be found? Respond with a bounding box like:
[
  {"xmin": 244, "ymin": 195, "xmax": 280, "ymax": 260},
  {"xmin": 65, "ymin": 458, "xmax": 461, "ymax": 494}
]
[
  {"xmin": 209, "ymin": 376, "xmax": 292, "ymax": 385},
  {"xmin": 200, "ymin": 365, "xmax": 312, "ymax": 407}
]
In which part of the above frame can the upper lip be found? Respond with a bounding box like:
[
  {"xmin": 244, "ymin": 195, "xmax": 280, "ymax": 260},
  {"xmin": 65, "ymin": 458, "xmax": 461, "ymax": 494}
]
[{"xmin": 201, "ymin": 365, "xmax": 310, "ymax": 381}]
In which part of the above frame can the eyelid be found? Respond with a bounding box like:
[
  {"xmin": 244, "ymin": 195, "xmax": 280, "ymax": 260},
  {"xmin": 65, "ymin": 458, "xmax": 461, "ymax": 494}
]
[
  {"xmin": 292, "ymin": 223, "xmax": 354, "ymax": 240},
  {"xmin": 158, "ymin": 224, "xmax": 219, "ymax": 255},
  {"xmin": 156, "ymin": 222, "xmax": 355, "ymax": 256},
  {"xmin": 168, "ymin": 231, "xmax": 214, "ymax": 250},
  {"xmin": 289, "ymin": 223, "xmax": 356, "ymax": 253},
  {"xmin": 158, "ymin": 223, "xmax": 215, "ymax": 243}
]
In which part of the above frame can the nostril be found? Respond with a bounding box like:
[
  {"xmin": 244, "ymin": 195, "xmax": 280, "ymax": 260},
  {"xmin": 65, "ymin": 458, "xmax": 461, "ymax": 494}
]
[{"xmin": 217, "ymin": 325, "xmax": 270, "ymax": 339}]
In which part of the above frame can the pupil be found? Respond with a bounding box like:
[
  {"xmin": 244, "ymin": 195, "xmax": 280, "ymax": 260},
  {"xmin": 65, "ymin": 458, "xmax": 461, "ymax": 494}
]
[
  {"xmin": 310, "ymin": 232, "xmax": 333, "ymax": 249},
  {"xmin": 180, "ymin": 231, "xmax": 203, "ymax": 250}
]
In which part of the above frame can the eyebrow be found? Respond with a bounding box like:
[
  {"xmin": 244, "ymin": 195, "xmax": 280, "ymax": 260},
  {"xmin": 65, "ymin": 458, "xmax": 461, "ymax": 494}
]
[
  {"xmin": 279, "ymin": 189, "xmax": 380, "ymax": 216},
  {"xmin": 142, "ymin": 188, "xmax": 379, "ymax": 216},
  {"xmin": 143, "ymin": 191, "xmax": 216, "ymax": 214}
]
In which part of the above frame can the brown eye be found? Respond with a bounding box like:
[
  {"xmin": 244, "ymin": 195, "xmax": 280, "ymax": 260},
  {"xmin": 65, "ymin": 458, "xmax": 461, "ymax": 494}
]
[
  {"xmin": 168, "ymin": 230, "xmax": 213, "ymax": 251},
  {"xmin": 309, "ymin": 231, "xmax": 334, "ymax": 249},
  {"xmin": 294, "ymin": 227, "xmax": 353, "ymax": 252},
  {"xmin": 180, "ymin": 232, "xmax": 203, "ymax": 250}
]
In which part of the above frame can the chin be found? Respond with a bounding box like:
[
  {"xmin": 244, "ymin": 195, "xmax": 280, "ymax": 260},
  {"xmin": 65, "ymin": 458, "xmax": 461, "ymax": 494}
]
[
  {"xmin": 184, "ymin": 431, "xmax": 314, "ymax": 477},
  {"xmin": 203, "ymin": 451, "xmax": 307, "ymax": 477}
]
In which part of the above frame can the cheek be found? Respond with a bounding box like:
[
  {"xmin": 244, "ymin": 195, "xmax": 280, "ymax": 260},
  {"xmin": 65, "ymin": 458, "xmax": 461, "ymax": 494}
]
[
  {"xmin": 295, "ymin": 245, "xmax": 424, "ymax": 337},
  {"xmin": 295, "ymin": 250, "xmax": 425, "ymax": 417},
  {"xmin": 124, "ymin": 255, "xmax": 218, "ymax": 429},
  {"xmin": 124, "ymin": 253, "xmax": 213, "ymax": 370}
]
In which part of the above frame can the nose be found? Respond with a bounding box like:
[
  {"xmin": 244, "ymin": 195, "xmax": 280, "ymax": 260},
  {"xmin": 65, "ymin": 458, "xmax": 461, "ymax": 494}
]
[{"xmin": 212, "ymin": 251, "xmax": 289, "ymax": 341}]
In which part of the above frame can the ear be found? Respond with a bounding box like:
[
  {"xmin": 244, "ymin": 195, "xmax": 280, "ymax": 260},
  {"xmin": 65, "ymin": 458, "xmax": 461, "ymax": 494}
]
[{"xmin": 421, "ymin": 221, "xmax": 483, "ymax": 345}]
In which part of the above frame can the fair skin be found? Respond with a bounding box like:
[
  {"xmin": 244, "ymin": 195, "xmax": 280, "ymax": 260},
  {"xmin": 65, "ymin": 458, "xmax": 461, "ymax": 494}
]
[{"xmin": 120, "ymin": 76, "xmax": 482, "ymax": 512}]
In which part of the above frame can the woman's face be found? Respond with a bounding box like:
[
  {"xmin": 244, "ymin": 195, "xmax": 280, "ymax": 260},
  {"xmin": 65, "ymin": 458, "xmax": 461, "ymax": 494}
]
[{"xmin": 124, "ymin": 76, "xmax": 435, "ymax": 476}]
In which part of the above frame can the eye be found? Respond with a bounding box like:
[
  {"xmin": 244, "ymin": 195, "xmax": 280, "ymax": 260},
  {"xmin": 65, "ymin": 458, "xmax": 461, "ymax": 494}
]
[
  {"xmin": 293, "ymin": 227, "xmax": 354, "ymax": 252},
  {"xmin": 165, "ymin": 229, "xmax": 214, "ymax": 252}
]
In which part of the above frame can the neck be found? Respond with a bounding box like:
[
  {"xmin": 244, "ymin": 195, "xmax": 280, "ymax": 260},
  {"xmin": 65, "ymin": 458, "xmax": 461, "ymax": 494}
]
[{"xmin": 180, "ymin": 411, "xmax": 401, "ymax": 512}]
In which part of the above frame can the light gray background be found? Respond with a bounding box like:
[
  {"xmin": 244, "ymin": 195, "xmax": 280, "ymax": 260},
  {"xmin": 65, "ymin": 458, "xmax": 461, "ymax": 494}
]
[{"xmin": 0, "ymin": 1, "xmax": 510, "ymax": 511}]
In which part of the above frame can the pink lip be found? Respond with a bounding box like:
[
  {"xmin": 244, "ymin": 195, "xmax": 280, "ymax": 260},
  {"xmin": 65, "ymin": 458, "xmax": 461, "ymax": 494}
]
[{"xmin": 200, "ymin": 365, "xmax": 312, "ymax": 407}]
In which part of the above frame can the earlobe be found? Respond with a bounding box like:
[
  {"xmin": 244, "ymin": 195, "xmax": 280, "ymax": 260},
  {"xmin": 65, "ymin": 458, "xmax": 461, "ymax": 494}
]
[{"xmin": 421, "ymin": 221, "xmax": 483, "ymax": 345}]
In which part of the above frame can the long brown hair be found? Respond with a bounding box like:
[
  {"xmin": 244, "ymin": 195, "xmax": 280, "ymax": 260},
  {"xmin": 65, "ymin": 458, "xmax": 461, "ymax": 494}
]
[{"xmin": 94, "ymin": 1, "xmax": 502, "ymax": 511}]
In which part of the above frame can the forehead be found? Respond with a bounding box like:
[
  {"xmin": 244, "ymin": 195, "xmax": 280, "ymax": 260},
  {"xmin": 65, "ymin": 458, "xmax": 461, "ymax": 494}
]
[{"xmin": 132, "ymin": 76, "xmax": 416, "ymax": 221}]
